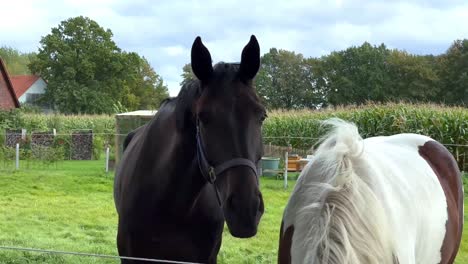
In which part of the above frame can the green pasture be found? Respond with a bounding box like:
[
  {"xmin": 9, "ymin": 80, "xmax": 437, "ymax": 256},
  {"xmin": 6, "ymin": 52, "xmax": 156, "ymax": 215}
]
[{"xmin": 0, "ymin": 160, "xmax": 466, "ymax": 263}]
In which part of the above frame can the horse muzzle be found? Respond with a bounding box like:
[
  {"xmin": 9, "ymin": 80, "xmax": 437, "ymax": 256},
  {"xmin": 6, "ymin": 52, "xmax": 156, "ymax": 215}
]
[{"xmin": 224, "ymin": 192, "xmax": 264, "ymax": 238}]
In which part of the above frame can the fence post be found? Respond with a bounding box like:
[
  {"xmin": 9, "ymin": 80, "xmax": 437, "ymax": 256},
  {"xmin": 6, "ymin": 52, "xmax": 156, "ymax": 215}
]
[
  {"xmin": 15, "ymin": 143, "xmax": 19, "ymax": 170},
  {"xmin": 284, "ymin": 151, "xmax": 288, "ymax": 189},
  {"xmin": 105, "ymin": 147, "xmax": 110, "ymax": 173}
]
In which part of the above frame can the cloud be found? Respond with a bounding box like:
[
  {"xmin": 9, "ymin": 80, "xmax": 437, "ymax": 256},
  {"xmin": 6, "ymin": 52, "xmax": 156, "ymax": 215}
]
[
  {"xmin": 163, "ymin": 45, "xmax": 188, "ymax": 57},
  {"xmin": 1, "ymin": 0, "xmax": 467, "ymax": 96}
]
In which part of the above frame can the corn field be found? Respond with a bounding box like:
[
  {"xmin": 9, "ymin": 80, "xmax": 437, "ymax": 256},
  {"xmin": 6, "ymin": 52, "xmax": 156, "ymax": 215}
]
[{"xmin": 263, "ymin": 102, "xmax": 467, "ymax": 171}]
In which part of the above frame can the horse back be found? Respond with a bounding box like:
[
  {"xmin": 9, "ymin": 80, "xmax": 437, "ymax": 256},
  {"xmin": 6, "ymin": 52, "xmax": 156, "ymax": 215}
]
[
  {"xmin": 367, "ymin": 134, "xmax": 464, "ymax": 264},
  {"xmin": 418, "ymin": 140, "xmax": 464, "ymax": 264}
]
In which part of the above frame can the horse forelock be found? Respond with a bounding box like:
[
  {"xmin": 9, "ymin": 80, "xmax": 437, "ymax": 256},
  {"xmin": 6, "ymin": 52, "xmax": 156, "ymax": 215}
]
[{"xmin": 189, "ymin": 63, "xmax": 263, "ymax": 116}]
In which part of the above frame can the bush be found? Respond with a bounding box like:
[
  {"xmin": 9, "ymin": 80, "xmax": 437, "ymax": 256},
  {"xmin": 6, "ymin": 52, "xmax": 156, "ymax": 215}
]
[
  {"xmin": 93, "ymin": 136, "xmax": 104, "ymax": 160},
  {"xmin": 53, "ymin": 135, "xmax": 71, "ymax": 159},
  {"xmin": 31, "ymin": 145, "xmax": 64, "ymax": 164},
  {"xmin": 0, "ymin": 111, "xmax": 114, "ymax": 134},
  {"xmin": 0, "ymin": 109, "xmax": 22, "ymax": 132}
]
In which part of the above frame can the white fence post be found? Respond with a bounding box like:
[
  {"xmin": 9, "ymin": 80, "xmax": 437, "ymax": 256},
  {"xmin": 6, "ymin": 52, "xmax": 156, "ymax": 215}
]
[
  {"xmin": 15, "ymin": 143, "xmax": 19, "ymax": 170},
  {"xmin": 105, "ymin": 147, "xmax": 110, "ymax": 173},
  {"xmin": 284, "ymin": 151, "xmax": 288, "ymax": 189}
]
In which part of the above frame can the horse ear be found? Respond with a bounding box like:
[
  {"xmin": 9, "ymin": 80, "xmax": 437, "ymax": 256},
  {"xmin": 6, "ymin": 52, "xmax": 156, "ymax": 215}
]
[
  {"xmin": 239, "ymin": 35, "xmax": 260, "ymax": 81},
  {"xmin": 191, "ymin": 36, "xmax": 213, "ymax": 82}
]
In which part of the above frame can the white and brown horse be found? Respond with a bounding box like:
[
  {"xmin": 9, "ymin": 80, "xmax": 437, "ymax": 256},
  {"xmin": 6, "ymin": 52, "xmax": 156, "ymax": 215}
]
[{"xmin": 278, "ymin": 118, "xmax": 463, "ymax": 264}]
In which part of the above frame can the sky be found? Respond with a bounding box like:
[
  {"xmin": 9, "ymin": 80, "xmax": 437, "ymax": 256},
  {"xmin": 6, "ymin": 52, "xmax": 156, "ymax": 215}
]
[{"xmin": 1, "ymin": 0, "xmax": 468, "ymax": 96}]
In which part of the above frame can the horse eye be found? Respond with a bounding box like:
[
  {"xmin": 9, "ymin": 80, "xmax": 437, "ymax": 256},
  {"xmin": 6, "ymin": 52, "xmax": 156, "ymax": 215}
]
[{"xmin": 260, "ymin": 113, "xmax": 267, "ymax": 122}]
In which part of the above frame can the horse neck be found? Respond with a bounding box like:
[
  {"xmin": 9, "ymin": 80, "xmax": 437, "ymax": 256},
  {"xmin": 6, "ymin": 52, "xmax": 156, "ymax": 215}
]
[
  {"xmin": 136, "ymin": 104, "xmax": 206, "ymax": 214},
  {"xmin": 164, "ymin": 122, "xmax": 208, "ymax": 213}
]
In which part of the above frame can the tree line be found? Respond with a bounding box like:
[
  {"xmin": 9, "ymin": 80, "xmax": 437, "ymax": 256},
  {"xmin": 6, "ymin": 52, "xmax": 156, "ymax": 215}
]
[
  {"xmin": 2, "ymin": 16, "xmax": 466, "ymax": 114},
  {"xmin": 182, "ymin": 40, "xmax": 467, "ymax": 109}
]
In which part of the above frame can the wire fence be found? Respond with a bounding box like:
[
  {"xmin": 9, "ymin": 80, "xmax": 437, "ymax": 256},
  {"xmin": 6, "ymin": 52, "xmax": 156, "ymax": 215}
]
[
  {"xmin": 0, "ymin": 246, "xmax": 202, "ymax": 263},
  {"xmin": 0, "ymin": 132, "xmax": 466, "ymax": 172}
]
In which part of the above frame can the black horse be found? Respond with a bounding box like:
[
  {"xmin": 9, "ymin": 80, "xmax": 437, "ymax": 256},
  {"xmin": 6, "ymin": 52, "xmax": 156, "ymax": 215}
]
[{"xmin": 114, "ymin": 35, "xmax": 266, "ymax": 263}]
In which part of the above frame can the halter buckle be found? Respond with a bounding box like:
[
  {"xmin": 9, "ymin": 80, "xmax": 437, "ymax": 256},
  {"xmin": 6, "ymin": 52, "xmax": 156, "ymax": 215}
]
[{"xmin": 208, "ymin": 166, "xmax": 216, "ymax": 183}]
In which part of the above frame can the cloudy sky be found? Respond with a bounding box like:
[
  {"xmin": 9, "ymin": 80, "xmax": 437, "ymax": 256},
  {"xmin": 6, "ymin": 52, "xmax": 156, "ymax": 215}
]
[{"xmin": 1, "ymin": 0, "xmax": 467, "ymax": 96}]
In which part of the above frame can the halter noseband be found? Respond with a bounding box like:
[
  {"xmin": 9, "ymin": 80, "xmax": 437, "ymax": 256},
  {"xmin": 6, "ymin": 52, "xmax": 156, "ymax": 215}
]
[{"xmin": 196, "ymin": 118, "xmax": 260, "ymax": 206}]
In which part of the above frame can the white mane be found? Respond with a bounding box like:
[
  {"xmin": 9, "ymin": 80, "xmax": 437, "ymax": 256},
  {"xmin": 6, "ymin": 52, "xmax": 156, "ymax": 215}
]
[{"xmin": 291, "ymin": 118, "xmax": 397, "ymax": 264}]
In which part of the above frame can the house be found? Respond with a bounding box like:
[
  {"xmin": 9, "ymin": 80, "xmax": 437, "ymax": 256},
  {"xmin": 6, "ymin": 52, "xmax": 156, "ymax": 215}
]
[
  {"xmin": 10, "ymin": 75, "xmax": 50, "ymax": 110},
  {"xmin": 0, "ymin": 58, "xmax": 20, "ymax": 110}
]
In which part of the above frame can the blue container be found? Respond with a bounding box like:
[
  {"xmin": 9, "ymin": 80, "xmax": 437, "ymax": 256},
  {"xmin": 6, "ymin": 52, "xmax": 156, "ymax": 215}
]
[{"xmin": 261, "ymin": 157, "xmax": 280, "ymax": 176}]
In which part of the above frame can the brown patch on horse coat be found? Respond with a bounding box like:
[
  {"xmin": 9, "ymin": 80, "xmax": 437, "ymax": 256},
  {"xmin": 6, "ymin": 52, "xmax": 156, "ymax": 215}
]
[
  {"xmin": 419, "ymin": 140, "xmax": 463, "ymax": 264},
  {"xmin": 278, "ymin": 220, "xmax": 295, "ymax": 264}
]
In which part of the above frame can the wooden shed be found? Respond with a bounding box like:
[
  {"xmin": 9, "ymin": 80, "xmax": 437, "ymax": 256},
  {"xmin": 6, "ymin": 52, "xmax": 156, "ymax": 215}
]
[{"xmin": 115, "ymin": 110, "xmax": 157, "ymax": 164}]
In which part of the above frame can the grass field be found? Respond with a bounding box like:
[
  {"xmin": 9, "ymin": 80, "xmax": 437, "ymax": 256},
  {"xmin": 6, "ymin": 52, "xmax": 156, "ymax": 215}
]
[{"xmin": 0, "ymin": 160, "xmax": 466, "ymax": 263}]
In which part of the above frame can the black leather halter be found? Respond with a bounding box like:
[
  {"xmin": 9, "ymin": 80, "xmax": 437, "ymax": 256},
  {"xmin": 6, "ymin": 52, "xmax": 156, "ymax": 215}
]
[{"xmin": 196, "ymin": 118, "xmax": 260, "ymax": 206}]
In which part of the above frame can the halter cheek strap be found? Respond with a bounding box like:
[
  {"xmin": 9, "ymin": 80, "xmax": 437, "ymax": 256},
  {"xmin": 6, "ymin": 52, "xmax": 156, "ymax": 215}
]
[{"xmin": 196, "ymin": 119, "xmax": 260, "ymax": 206}]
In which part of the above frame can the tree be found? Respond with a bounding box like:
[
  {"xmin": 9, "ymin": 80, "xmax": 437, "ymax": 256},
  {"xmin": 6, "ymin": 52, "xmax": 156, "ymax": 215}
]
[
  {"xmin": 180, "ymin": 63, "xmax": 196, "ymax": 86},
  {"xmin": 385, "ymin": 51, "xmax": 439, "ymax": 102},
  {"xmin": 303, "ymin": 57, "xmax": 329, "ymax": 107},
  {"xmin": 318, "ymin": 42, "xmax": 393, "ymax": 106},
  {"xmin": 436, "ymin": 39, "xmax": 468, "ymax": 106},
  {"xmin": 29, "ymin": 16, "xmax": 168, "ymax": 114},
  {"xmin": 0, "ymin": 47, "xmax": 36, "ymax": 75},
  {"xmin": 255, "ymin": 48, "xmax": 322, "ymax": 109},
  {"xmin": 122, "ymin": 53, "xmax": 169, "ymax": 110}
]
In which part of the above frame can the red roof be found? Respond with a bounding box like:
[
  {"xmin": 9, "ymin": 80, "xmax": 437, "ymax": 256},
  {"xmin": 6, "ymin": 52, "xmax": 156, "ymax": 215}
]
[
  {"xmin": 10, "ymin": 75, "xmax": 41, "ymax": 98},
  {"xmin": 0, "ymin": 58, "xmax": 20, "ymax": 108}
]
